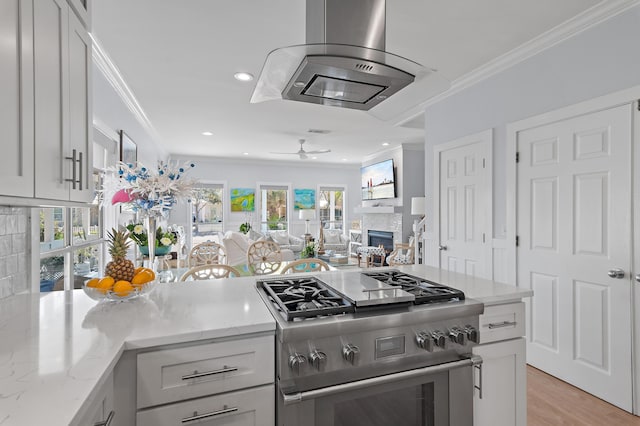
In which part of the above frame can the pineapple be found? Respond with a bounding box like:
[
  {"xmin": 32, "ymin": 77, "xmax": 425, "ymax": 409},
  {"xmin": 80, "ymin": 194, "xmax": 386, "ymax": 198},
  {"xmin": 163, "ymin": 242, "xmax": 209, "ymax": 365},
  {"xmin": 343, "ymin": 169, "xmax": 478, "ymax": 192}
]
[{"xmin": 105, "ymin": 228, "xmax": 135, "ymax": 282}]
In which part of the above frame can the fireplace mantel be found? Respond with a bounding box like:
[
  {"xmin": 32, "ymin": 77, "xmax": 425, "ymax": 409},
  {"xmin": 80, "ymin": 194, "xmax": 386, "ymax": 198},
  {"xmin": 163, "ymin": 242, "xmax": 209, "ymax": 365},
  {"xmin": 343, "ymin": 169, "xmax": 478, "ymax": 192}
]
[{"xmin": 354, "ymin": 206, "xmax": 403, "ymax": 214}]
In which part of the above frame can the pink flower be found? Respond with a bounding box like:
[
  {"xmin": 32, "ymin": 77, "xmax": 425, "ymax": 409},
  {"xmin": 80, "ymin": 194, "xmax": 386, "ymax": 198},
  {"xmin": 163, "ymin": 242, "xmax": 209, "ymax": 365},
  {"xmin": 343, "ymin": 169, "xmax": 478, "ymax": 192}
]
[{"xmin": 111, "ymin": 189, "xmax": 133, "ymax": 205}]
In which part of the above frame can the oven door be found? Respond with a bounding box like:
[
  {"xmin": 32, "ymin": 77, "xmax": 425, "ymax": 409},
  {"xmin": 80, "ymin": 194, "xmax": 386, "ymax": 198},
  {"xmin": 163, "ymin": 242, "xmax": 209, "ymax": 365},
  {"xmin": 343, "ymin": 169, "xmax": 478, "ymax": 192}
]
[{"xmin": 278, "ymin": 356, "xmax": 481, "ymax": 426}]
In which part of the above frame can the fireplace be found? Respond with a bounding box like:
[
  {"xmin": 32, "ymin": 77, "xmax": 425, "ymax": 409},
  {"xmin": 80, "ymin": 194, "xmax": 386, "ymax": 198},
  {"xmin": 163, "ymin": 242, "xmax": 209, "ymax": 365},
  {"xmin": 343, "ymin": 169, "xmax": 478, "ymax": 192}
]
[{"xmin": 368, "ymin": 230, "xmax": 393, "ymax": 253}]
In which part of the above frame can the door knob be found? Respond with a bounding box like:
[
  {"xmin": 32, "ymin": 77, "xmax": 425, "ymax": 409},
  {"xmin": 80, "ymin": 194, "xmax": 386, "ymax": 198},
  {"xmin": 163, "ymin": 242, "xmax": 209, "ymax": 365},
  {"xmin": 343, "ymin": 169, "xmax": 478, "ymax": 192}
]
[
  {"xmin": 439, "ymin": 245, "xmax": 447, "ymax": 251},
  {"xmin": 635, "ymin": 274, "xmax": 640, "ymax": 283},
  {"xmin": 607, "ymin": 268, "xmax": 625, "ymax": 279}
]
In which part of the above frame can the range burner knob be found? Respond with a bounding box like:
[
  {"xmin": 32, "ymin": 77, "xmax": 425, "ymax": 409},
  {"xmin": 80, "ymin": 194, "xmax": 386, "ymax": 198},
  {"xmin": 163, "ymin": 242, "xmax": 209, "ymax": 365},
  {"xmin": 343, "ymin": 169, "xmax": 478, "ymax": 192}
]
[
  {"xmin": 449, "ymin": 327, "xmax": 466, "ymax": 345},
  {"xmin": 342, "ymin": 343, "xmax": 360, "ymax": 365},
  {"xmin": 309, "ymin": 350, "xmax": 327, "ymax": 371},
  {"xmin": 432, "ymin": 330, "xmax": 447, "ymax": 348},
  {"xmin": 416, "ymin": 331, "xmax": 435, "ymax": 352},
  {"xmin": 288, "ymin": 353, "xmax": 307, "ymax": 375},
  {"xmin": 464, "ymin": 325, "xmax": 479, "ymax": 343}
]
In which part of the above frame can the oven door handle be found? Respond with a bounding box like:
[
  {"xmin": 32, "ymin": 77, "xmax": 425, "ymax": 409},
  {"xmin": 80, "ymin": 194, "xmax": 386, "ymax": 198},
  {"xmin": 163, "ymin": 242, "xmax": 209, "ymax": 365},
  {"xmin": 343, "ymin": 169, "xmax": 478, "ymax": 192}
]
[{"xmin": 282, "ymin": 355, "xmax": 483, "ymax": 405}]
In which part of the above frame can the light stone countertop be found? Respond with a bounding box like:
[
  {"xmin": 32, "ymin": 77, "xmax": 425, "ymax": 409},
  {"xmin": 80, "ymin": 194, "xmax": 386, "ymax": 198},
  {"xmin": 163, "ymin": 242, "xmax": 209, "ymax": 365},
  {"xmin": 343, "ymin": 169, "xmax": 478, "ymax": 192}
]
[
  {"xmin": 0, "ymin": 266, "xmax": 531, "ymax": 426},
  {"xmin": 0, "ymin": 278, "xmax": 276, "ymax": 426}
]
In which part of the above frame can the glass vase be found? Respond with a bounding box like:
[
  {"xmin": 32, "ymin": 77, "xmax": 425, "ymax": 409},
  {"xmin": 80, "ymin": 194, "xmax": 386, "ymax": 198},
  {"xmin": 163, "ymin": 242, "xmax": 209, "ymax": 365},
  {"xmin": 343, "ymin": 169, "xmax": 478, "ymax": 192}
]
[{"xmin": 145, "ymin": 215, "xmax": 157, "ymax": 271}]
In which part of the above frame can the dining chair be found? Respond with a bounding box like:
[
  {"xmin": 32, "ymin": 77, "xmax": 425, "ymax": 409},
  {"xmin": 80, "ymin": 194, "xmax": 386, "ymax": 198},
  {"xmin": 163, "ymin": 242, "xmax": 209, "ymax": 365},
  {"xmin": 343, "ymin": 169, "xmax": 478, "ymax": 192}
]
[
  {"xmin": 179, "ymin": 264, "xmax": 241, "ymax": 281},
  {"xmin": 281, "ymin": 258, "xmax": 330, "ymax": 274},
  {"xmin": 247, "ymin": 240, "xmax": 282, "ymax": 275},
  {"xmin": 188, "ymin": 241, "xmax": 226, "ymax": 267}
]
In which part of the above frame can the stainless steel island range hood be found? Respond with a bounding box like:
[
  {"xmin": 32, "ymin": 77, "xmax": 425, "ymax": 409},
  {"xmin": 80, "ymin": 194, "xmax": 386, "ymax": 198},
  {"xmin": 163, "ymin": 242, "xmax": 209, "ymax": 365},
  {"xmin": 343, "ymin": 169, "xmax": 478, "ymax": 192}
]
[{"xmin": 250, "ymin": 0, "xmax": 447, "ymax": 112}]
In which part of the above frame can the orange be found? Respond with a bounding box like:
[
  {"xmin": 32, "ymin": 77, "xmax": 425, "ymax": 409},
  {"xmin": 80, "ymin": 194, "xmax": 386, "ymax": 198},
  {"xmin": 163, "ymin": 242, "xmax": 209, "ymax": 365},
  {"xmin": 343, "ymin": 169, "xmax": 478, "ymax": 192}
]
[
  {"xmin": 86, "ymin": 277, "xmax": 100, "ymax": 288},
  {"xmin": 132, "ymin": 269, "xmax": 155, "ymax": 286},
  {"xmin": 134, "ymin": 266, "xmax": 145, "ymax": 275},
  {"xmin": 96, "ymin": 276, "xmax": 115, "ymax": 294},
  {"xmin": 113, "ymin": 280, "xmax": 134, "ymax": 297}
]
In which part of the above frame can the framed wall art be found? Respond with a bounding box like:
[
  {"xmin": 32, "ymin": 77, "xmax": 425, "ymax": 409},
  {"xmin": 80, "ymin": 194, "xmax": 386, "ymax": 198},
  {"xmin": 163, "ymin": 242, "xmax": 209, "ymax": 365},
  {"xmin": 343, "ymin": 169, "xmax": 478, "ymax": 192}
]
[
  {"xmin": 294, "ymin": 188, "xmax": 315, "ymax": 210},
  {"xmin": 119, "ymin": 130, "xmax": 137, "ymax": 164},
  {"xmin": 230, "ymin": 188, "xmax": 255, "ymax": 212}
]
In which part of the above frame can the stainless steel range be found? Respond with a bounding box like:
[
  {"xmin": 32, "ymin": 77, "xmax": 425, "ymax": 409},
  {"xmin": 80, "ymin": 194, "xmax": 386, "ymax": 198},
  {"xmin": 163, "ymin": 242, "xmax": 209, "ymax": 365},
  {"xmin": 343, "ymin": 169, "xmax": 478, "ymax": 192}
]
[{"xmin": 257, "ymin": 269, "xmax": 484, "ymax": 426}]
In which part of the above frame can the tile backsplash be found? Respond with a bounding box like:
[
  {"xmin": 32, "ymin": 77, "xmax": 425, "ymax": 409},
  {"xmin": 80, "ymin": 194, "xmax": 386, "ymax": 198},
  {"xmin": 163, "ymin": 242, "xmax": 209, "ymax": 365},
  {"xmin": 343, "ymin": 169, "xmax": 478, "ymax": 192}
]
[{"xmin": 0, "ymin": 207, "xmax": 29, "ymax": 299}]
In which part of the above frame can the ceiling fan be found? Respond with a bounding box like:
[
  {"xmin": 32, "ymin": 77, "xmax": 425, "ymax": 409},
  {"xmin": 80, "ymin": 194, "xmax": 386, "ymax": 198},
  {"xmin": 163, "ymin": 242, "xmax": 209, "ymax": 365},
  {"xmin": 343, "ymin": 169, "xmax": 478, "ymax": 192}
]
[{"xmin": 270, "ymin": 139, "xmax": 331, "ymax": 159}]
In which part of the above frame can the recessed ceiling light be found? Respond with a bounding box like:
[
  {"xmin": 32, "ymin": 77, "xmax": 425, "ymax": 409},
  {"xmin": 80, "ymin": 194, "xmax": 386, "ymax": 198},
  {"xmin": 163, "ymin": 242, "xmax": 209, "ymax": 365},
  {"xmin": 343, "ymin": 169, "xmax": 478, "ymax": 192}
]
[
  {"xmin": 243, "ymin": 152, "xmax": 249, "ymax": 156},
  {"xmin": 234, "ymin": 72, "xmax": 254, "ymax": 82},
  {"xmin": 202, "ymin": 131, "xmax": 213, "ymax": 136},
  {"xmin": 312, "ymin": 157, "xmax": 317, "ymax": 160},
  {"xmin": 377, "ymin": 95, "xmax": 387, "ymax": 100},
  {"xmin": 342, "ymin": 158, "xmax": 347, "ymax": 161},
  {"xmin": 293, "ymin": 81, "xmax": 306, "ymax": 88},
  {"xmin": 382, "ymin": 142, "xmax": 390, "ymax": 146}
]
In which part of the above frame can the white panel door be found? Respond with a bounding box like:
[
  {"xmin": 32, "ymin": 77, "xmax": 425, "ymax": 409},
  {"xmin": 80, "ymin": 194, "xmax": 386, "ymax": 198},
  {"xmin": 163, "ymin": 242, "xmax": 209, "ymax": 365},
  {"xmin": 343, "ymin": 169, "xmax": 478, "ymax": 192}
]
[
  {"xmin": 517, "ymin": 104, "xmax": 632, "ymax": 410},
  {"xmin": 438, "ymin": 133, "xmax": 491, "ymax": 278}
]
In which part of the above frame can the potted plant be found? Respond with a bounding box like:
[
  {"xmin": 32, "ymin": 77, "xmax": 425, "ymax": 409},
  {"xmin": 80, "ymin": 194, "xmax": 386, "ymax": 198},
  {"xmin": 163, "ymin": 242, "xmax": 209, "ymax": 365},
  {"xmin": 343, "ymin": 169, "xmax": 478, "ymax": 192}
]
[
  {"xmin": 126, "ymin": 223, "xmax": 177, "ymax": 256},
  {"xmin": 300, "ymin": 241, "xmax": 316, "ymax": 259},
  {"xmin": 239, "ymin": 221, "xmax": 251, "ymax": 234}
]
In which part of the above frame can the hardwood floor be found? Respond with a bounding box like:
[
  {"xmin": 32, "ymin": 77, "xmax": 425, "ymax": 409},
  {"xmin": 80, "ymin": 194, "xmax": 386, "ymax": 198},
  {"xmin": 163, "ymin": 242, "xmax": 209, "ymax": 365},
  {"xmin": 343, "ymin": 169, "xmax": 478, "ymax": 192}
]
[{"xmin": 528, "ymin": 365, "xmax": 640, "ymax": 425}]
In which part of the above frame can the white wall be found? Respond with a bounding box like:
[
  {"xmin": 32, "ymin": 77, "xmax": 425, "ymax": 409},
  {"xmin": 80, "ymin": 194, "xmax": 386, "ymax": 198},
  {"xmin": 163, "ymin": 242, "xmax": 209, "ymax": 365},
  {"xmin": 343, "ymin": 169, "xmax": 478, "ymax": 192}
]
[
  {"xmin": 424, "ymin": 5, "xmax": 640, "ymax": 241},
  {"xmin": 169, "ymin": 155, "xmax": 360, "ymax": 238},
  {"xmin": 92, "ymin": 64, "xmax": 166, "ymax": 166}
]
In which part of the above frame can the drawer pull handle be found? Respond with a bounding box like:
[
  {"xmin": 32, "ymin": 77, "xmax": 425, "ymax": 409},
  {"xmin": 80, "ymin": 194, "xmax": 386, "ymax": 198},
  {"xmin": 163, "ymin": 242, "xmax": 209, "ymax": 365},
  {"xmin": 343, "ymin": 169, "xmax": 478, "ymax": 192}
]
[
  {"xmin": 487, "ymin": 321, "xmax": 517, "ymax": 329},
  {"xmin": 181, "ymin": 365, "xmax": 238, "ymax": 381},
  {"xmin": 94, "ymin": 410, "xmax": 114, "ymax": 426},
  {"xmin": 181, "ymin": 405, "xmax": 238, "ymax": 423}
]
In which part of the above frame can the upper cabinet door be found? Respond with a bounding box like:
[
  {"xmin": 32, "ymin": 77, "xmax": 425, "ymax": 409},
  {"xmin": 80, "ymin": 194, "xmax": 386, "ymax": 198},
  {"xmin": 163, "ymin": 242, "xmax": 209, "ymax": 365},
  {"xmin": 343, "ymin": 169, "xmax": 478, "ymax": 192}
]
[
  {"xmin": 0, "ymin": 0, "xmax": 35, "ymax": 197},
  {"xmin": 68, "ymin": 10, "xmax": 93, "ymax": 202},
  {"xmin": 34, "ymin": 0, "xmax": 70, "ymax": 201}
]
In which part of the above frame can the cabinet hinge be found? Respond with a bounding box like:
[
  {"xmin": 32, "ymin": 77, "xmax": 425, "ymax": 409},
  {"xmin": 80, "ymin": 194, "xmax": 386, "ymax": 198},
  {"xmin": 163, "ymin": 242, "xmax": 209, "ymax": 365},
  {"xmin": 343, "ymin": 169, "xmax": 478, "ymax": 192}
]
[
  {"xmin": 637, "ymin": 99, "xmax": 640, "ymax": 111},
  {"xmin": 482, "ymin": 233, "xmax": 486, "ymax": 243},
  {"xmin": 516, "ymin": 236, "xmax": 519, "ymax": 247},
  {"xmin": 482, "ymin": 158, "xmax": 486, "ymax": 168},
  {"xmin": 516, "ymin": 152, "xmax": 520, "ymax": 163}
]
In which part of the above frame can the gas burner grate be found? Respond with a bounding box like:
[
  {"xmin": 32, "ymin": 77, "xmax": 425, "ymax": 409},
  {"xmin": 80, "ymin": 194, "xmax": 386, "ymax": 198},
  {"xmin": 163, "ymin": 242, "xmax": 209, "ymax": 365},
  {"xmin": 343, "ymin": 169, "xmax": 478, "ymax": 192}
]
[
  {"xmin": 363, "ymin": 271, "xmax": 465, "ymax": 304},
  {"xmin": 258, "ymin": 277, "xmax": 354, "ymax": 321}
]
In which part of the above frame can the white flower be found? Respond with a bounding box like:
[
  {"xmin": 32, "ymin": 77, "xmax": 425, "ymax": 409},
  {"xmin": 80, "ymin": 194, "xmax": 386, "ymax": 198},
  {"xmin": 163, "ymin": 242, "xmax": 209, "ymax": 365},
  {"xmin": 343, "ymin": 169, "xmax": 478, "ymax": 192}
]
[
  {"xmin": 160, "ymin": 237, "xmax": 172, "ymax": 246},
  {"xmin": 133, "ymin": 224, "xmax": 144, "ymax": 235}
]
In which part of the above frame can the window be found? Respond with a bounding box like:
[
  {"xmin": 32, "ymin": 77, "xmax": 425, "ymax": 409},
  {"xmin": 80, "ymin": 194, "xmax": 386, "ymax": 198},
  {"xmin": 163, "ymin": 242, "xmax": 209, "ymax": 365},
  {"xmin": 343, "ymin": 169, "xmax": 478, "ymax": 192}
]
[
  {"xmin": 38, "ymin": 137, "xmax": 114, "ymax": 292},
  {"xmin": 260, "ymin": 185, "xmax": 289, "ymax": 232},
  {"xmin": 319, "ymin": 186, "xmax": 345, "ymax": 230},
  {"xmin": 191, "ymin": 184, "xmax": 224, "ymax": 245}
]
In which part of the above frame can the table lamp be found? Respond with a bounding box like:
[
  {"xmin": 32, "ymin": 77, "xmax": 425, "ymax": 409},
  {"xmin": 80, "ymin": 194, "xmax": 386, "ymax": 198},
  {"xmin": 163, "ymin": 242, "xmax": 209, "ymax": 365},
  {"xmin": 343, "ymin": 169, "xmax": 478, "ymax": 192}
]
[{"xmin": 299, "ymin": 209, "xmax": 315, "ymax": 237}]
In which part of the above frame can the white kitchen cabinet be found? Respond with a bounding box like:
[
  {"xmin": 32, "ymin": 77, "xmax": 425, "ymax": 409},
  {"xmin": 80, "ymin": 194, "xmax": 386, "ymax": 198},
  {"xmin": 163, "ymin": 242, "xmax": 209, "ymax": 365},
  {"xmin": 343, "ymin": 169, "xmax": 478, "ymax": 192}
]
[
  {"xmin": 136, "ymin": 384, "xmax": 274, "ymax": 426},
  {"xmin": 73, "ymin": 373, "xmax": 115, "ymax": 426},
  {"xmin": 33, "ymin": 0, "xmax": 93, "ymax": 203},
  {"xmin": 473, "ymin": 302, "xmax": 527, "ymax": 426},
  {"xmin": 0, "ymin": 0, "xmax": 35, "ymax": 197},
  {"xmin": 68, "ymin": 0, "xmax": 91, "ymax": 29}
]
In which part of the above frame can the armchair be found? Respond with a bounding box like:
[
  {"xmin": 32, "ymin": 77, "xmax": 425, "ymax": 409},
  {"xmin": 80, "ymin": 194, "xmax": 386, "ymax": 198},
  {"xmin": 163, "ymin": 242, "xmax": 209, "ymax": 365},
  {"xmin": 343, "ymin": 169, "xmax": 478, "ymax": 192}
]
[{"xmin": 321, "ymin": 229, "xmax": 348, "ymax": 255}]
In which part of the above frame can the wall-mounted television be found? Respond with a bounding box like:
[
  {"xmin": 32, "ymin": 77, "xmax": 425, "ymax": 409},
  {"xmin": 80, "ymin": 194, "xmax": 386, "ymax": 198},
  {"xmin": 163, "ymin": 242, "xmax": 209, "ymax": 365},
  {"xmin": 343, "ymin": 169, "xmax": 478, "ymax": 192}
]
[{"xmin": 361, "ymin": 159, "xmax": 396, "ymax": 200}]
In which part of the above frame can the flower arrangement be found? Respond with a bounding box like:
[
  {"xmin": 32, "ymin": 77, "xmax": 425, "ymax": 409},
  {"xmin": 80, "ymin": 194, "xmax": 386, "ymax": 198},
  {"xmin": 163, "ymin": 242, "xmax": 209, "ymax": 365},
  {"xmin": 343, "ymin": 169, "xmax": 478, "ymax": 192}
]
[
  {"xmin": 106, "ymin": 161, "xmax": 197, "ymax": 217},
  {"xmin": 126, "ymin": 223, "xmax": 177, "ymax": 248},
  {"xmin": 300, "ymin": 241, "xmax": 317, "ymax": 259}
]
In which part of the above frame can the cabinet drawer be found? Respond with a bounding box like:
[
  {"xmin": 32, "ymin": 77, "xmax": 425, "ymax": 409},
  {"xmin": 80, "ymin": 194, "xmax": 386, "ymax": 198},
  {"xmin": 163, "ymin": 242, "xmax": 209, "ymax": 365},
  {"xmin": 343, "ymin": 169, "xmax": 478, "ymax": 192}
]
[
  {"xmin": 137, "ymin": 335, "xmax": 274, "ymax": 409},
  {"xmin": 479, "ymin": 302, "xmax": 525, "ymax": 344},
  {"xmin": 136, "ymin": 384, "xmax": 274, "ymax": 426}
]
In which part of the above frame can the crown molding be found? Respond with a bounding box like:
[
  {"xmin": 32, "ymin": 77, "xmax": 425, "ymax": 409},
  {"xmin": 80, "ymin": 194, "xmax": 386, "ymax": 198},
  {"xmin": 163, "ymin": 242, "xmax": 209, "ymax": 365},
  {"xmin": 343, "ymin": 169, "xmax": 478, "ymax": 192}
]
[
  {"xmin": 393, "ymin": 0, "xmax": 640, "ymax": 127},
  {"xmin": 90, "ymin": 34, "xmax": 161, "ymax": 143}
]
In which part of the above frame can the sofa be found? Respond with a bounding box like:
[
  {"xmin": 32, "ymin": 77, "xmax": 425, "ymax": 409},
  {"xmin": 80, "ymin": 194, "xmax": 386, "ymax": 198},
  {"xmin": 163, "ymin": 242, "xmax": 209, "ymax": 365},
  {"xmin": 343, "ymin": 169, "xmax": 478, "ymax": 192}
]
[
  {"xmin": 321, "ymin": 229, "xmax": 348, "ymax": 255},
  {"xmin": 263, "ymin": 230, "xmax": 304, "ymax": 253}
]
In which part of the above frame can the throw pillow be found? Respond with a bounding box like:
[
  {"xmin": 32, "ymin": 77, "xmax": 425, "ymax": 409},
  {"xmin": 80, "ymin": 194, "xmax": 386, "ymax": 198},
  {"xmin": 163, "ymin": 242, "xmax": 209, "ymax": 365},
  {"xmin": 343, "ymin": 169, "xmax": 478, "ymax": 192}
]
[
  {"xmin": 271, "ymin": 231, "xmax": 290, "ymax": 245},
  {"xmin": 324, "ymin": 231, "xmax": 341, "ymax": 244}
]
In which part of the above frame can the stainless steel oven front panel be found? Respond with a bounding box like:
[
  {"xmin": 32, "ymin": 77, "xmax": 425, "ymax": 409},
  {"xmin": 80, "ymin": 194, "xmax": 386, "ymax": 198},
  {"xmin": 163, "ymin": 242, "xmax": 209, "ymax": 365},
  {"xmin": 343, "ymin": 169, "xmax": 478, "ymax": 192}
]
[{"xmin": 278, "ymin": 356, "xmax": 480, "ymax": 426}]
